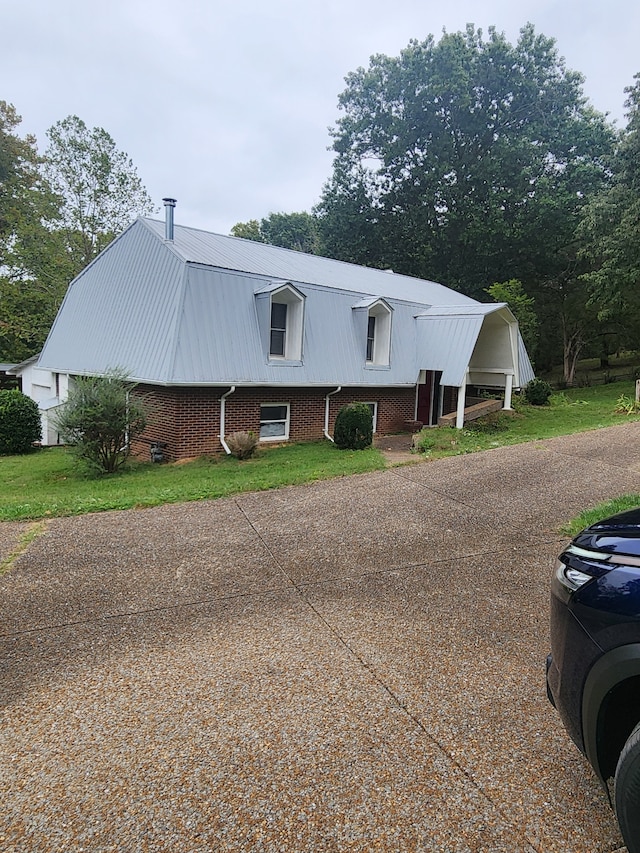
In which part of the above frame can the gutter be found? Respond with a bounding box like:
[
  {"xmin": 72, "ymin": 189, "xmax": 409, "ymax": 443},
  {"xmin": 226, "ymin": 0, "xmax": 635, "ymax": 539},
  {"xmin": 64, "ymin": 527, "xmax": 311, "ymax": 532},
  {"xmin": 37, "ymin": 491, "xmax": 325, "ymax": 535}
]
[
  {"xmin": 219, "ymin": 385, "xmax": 236, "ymax": 454},
  {"xmin": 324, "ymin": 386, "xmax": 342, "ymax": 442}
]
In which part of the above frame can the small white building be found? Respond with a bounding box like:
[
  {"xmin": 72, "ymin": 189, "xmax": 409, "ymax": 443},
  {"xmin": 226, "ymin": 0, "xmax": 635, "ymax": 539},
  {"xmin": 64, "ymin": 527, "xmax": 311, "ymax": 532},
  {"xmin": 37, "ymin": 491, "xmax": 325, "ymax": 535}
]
[{"xmin": 8, "ymin": 356, "xmax": 72, "ymax": 446}]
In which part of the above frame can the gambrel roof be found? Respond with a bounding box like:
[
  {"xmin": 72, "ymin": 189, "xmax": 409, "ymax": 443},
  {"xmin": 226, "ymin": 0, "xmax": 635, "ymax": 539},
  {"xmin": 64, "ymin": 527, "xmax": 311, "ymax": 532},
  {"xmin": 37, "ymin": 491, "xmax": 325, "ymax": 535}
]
[{"xmin": 38, "ymin": 216, "xmax": 534, "ymax": 389}]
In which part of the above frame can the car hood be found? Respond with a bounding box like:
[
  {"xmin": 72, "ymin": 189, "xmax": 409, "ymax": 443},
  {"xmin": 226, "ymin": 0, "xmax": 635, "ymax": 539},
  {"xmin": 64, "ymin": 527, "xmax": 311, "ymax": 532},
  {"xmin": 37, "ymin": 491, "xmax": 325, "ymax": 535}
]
[{"xmin": 574, "ymin": 507, "xmax": 640, "ymax": 558}]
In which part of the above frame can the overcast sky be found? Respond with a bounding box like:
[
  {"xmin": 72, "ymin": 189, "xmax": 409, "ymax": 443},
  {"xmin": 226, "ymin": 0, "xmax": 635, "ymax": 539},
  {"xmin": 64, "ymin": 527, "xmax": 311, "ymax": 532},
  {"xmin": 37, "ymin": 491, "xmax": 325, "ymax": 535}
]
[{"xmin": 2, "ymin": 0, "xmax": 638, "ymax": 235}]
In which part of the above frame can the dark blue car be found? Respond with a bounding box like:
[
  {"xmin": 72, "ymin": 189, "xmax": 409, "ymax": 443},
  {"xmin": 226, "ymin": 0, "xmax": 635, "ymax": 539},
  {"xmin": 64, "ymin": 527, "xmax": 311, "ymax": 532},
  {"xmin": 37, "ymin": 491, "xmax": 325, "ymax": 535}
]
[{"xmin": 547, "ymin": 507, "xmax": 640, "ymax": 852}]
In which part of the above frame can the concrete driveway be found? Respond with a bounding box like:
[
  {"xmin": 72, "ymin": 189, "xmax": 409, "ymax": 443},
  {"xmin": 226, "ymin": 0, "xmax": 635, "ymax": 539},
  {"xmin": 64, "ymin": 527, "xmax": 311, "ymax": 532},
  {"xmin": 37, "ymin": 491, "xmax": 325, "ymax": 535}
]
[{"xmin": 2, "ymin": 423, "xmax": 640, "ymax": 852}]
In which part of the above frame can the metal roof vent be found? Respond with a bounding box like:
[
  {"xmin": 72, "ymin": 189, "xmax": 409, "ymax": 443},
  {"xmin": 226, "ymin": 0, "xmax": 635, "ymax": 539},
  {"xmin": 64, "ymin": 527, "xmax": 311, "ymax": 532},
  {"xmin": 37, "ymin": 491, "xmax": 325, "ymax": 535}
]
[{"xmin": 162, "ymin": 197, "xmax": 176, "ymax": 241}]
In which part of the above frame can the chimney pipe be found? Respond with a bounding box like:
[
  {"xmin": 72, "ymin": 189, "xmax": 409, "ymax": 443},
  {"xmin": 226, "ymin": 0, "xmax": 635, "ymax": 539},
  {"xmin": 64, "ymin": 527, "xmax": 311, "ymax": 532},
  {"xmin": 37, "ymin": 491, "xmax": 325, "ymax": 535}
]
[{"xmin": 162, "ymin": 197, "xmax": 176, "ymax": 241}]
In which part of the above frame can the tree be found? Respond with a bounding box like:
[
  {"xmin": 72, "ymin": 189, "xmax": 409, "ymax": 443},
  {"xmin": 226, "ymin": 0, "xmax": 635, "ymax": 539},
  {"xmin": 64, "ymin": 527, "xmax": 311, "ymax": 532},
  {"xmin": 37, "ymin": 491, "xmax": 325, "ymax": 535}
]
[
  {"xmin": 0, "ymin": 111, "xmax": 155, "ymax": 362},
  {"xmin": 230, "ymin": 219, "xmax": 265, "ymax": 242},
  {"xmin": 231, "ymin": 211, "xmax": 319, "ymax": 253},
  {"xmin": 486, "ymin": 279, "xmax": 539, "ymax": 356},
  {"xmin": 0, "ymin": 102, "xmax": 42, "ymax": 238},
  {"xmin": 579, "ymin": 74, "xmax": 640, "ymax": 334},
  {"xmin": 0, "ymin": 102, "xmax": 66, "ymax": 361},
  {"xmin": 316, "ymin": 25, "xmax": 616, "ymax": 379},
  {"xmin": 43, "ymin": 115, "xmax": 155, "ymax": 272},
  {"xmin": 55, "ymin": 370, "xmax": 147, "ymax": 474}
]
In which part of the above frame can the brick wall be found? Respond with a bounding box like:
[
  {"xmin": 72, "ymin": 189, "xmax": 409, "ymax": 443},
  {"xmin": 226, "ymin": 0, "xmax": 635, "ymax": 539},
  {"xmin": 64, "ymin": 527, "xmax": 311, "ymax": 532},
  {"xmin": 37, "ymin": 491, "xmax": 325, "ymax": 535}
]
[{"xmin": 132, "ymin": 384, "xmax": 417, "ymax": 461}]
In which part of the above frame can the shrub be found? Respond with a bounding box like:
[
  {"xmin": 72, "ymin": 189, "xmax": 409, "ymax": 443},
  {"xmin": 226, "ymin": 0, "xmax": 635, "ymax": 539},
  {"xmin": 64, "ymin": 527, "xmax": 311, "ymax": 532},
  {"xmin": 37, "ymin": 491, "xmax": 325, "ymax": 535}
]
[
  {"xmin": 334, "ymin": 402, "xmax": 373, "ymax": 450},
  {"xmin": 615, "ymin": 394, "xmax": 640, "ymax": 415},
  {"xmin": 55, "ymin": 370, "xmax": 147, "ymax": 474},
  {"xmin": 226, "ymin": 431, "xmax": 258, "ymax": 460},
  {"xmin": 524, "ymin": 378, "xmax": 553, "ymax": 406},
  {"xmin": 0, "ymin": 390, "xmax": 41, "ymax": 454}
]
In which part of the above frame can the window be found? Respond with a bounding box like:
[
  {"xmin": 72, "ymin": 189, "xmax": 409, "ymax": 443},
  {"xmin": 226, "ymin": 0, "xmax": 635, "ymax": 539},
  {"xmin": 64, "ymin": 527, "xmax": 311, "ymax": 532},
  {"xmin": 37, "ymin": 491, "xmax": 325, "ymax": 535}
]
[
  {"xmin": 366, "ymin": 317, "xmax": 376, "ymax": 362},
  {"xmin": 366, "ymin": 301, "xmax": 392, "ymax": 365},
  {"xmin": 260, "ymin": 403, "xmax": 290, "ymax": 441},
  {"xmin": 268, "ymin": 285, "xmax": 304, "ymax": 361},
  {"xmin": 270, "ymin": 302, "xmax": 287, "ymax": 357},
  {"xmin": 364, "ymin": 401, "xmax": 378, "ymax": 432}
]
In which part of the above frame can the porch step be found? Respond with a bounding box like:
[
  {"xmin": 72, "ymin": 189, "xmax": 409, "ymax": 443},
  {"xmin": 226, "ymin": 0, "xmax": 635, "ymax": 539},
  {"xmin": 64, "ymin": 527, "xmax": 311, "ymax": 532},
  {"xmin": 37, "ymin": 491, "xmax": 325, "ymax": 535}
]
[{"xmin": 438, "ymin": 398, "xmax": 503, "ymax": 427}]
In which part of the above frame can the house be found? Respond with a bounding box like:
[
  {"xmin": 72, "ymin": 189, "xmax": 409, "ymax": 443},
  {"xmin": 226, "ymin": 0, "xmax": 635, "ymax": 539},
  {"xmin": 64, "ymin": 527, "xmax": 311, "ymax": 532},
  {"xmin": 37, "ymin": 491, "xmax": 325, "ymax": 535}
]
[
  {"xmin": 8, "ymin": 355, "xmax": 72, "ymax": 446},
  {"xmin": 37, "ymin": 199, "xmax": 534, "ymax": 461}
]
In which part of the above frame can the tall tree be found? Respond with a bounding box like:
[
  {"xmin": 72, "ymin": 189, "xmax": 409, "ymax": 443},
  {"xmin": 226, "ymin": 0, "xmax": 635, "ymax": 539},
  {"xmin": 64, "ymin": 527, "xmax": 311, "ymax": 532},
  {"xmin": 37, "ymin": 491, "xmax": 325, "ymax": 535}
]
[
  {"xmin": 316, "ymin": 25, "xmax": 615, "ymax": 379},
  {"xmin": 0, "ymin": 110, "xmax": 155, "ymax": 362},
  {"xmin": 0, "ymin": 103, "xmax": 65, "ymax": 361},
  {"xmin": 580, "ymin": 74, "xmax": 640, "ymax": 334},
  {"xmin": 43, "ymin": 115, "xmax": 155, "ymax": 272}
]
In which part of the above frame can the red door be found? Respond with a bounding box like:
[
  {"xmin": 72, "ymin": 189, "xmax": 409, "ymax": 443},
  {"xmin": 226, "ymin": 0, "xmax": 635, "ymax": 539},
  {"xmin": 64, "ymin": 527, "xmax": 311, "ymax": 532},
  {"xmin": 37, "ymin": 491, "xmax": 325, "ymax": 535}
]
[{"xmin": 417, "ymin": 371, "xmax": 442, "ymax": 426}]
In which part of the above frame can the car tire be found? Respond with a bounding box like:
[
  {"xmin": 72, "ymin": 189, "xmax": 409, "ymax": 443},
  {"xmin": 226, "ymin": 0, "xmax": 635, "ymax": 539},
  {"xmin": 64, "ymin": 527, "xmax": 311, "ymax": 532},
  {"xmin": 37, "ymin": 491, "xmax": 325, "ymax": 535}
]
[{"xmin": 615, "ymin": 721, "xmax": 640, "ymax": 853}]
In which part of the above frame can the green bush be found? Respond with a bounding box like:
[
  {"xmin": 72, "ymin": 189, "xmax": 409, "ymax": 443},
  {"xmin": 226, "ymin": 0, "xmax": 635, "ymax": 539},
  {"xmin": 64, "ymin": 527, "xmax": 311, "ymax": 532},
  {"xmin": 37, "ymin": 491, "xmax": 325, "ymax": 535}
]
[
  {"xmin": 55, "ymin": 370, "xmax": 147, "ymax": 474},
  {"xmin": 226, "ymin": 431, "xmax": 258, "ymax": 460},
  {"xmin": 0, "ymin": 390, "xmax": 41, "ymax": 454},
  {"xmin": 334, "ymin": 402, "xmax": 373, "ymax": 450},
  {"xmin": 524, "ymin": 378, "xmax": 553, "ymax": 406}
]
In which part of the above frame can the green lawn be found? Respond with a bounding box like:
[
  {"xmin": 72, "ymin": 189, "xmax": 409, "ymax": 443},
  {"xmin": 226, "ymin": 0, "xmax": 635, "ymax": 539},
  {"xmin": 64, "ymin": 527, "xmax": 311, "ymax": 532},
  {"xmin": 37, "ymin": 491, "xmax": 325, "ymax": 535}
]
[
  {"xmin": 415, "ymin": 381, "xmax": 640, "ymax": 459},
  {"xmin": 0, "ymin": 441, "xmax": 386, "ymax": 522},
  {"xmin": 2, "ymin": 380, "xmax": 639, "ymax": 523}
]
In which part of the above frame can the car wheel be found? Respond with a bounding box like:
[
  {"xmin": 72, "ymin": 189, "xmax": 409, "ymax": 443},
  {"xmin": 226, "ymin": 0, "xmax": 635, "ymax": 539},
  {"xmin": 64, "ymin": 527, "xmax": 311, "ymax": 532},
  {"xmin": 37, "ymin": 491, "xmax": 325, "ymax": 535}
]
[{"xmin": 615, "ymin": 721, "xmax": 640, "ymax": 853}]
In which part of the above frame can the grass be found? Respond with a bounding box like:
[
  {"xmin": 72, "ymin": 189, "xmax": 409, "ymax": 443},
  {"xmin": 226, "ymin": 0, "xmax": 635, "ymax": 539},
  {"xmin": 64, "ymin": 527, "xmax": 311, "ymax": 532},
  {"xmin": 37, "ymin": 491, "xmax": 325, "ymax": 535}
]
[
  {"xmin": 414, "ymin": 380, "xmax": 640, "ymax": 460},
  {"xmin": 0, "ymin": 441, "xmax": 386, "ymax": 522},
  {"xmin": 2, "ymin": 380, "xmax": 640, "ymax": 523},
  {"xmin": 562, "ymin": 495, "xmax": 640, "ymax": 537}
]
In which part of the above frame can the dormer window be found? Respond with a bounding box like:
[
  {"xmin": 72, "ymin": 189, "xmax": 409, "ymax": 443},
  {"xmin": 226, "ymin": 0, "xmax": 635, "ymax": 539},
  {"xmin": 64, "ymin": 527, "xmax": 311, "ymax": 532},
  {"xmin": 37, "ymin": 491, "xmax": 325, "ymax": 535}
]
[
  {"xmin": 366, "ymin": 300, "xmax": 392, "ymax": 365},
  {"xmin": 266, "ymin": 284, "xmax": 304, "ymax": 361},
  {"xmin": 366, "ymin": 316, "xmax": 376, "ymax": 362},
  {"xmin": 270, "ymin": 302, "xmax": 288, "ymax": 357}
]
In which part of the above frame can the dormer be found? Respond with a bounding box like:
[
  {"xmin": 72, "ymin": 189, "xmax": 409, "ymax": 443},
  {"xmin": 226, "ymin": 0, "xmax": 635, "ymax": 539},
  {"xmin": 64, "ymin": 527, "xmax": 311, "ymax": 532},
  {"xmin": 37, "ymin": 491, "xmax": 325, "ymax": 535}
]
[
  {"xmin": 352, "ymin": 297, "xmax": 393, "ymax": 366},
  {"xmin": 255, "ymin": 282, "xmax": 305, "ymax": 363}
]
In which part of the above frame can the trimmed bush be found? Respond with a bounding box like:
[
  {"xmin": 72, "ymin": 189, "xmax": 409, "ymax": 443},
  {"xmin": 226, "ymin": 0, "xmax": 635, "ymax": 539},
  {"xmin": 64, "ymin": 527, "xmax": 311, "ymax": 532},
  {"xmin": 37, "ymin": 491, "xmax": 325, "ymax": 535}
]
[
  {"xmin": 226, "ymin": 431, "xmax": 258, "ymax": 460},
  {"xmin": 334, "ymin": 402, "xmax": 373, "ymax": 450},
  {"xmin": 0, "ymin": 390, "xmax": 42, "ymax": 454},
  {"xmin": 524, "ymin": 378, "xmax": 553, "ymax": 406}
]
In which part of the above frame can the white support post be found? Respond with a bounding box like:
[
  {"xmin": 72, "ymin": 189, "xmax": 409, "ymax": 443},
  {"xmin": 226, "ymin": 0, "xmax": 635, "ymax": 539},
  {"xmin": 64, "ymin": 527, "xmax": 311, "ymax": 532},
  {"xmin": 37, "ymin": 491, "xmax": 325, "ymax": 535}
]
[
  {"xmin": 455, "ymin": 375, "xmax": 467, "ymax": 429},
  {"xmin": 503, "ymin": 374, "xmax": 514, "ymax": 410}
]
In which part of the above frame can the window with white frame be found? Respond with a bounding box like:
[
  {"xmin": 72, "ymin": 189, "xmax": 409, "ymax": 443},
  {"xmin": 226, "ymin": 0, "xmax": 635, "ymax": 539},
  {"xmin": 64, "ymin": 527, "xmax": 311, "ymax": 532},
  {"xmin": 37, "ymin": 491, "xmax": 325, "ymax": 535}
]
[
  {"xmin": 366, "ymin": 301, "xmax": 392, "ymax": 365},
  {"xmin": 270, "ymin": 302, "xmax": 287, "ymax": 357},
  {"xmin": 364, "ymin": 401, "xmax": 378, "ymax": 432},
  {"xmin": 269, "ymin": 286, "xmax": 304, "ymax": 360},
  {"xmin": 259, "ymin": 403, "xmax": 290, "ymax": 441}
]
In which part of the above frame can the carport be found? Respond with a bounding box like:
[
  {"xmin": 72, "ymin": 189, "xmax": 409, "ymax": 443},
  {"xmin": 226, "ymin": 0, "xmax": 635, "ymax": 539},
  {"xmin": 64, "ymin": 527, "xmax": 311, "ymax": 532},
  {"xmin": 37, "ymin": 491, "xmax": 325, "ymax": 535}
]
[{"xmin": 415, "ymin": 304, "xmax": 533, "ymax": 427}]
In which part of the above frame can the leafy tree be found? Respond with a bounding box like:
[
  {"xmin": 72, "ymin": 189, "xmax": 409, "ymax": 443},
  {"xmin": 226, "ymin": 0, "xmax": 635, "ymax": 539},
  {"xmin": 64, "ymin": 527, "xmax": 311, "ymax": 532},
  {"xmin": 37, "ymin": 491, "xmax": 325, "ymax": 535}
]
[
  {"xmin": 316, "ymin": 24, "xmax": 615, "ymax": 380},
  {"xmin": 231, "ymin": 211, "xmax": 319, "ymax": 253},
  {"xmin": 55, "ymin": 370, "xmax": 147, "ymax": 474},
  {"xmin": 0, "ymin": 110, "xmax": 155, "ymax": 362},
  {"xmin": 230, "ymin": 219, "xmax": 265, "ymax": 242},
  {"xmin": 486, "ymin": 279, "xmax": 539, "ymax": 356},
  {"xmin": 0, "ymin": 103, "xmax": 66, "ymax": 361},
  {"xmin": 43, "ymin": 115, "xmax": 155, "ymax": 272},
  {"xmin": 0, "ymin": 390, "xmax": 41, "ymax": 454},
  {"xmin": 580, "ymin": 74, "xmax": 640, "ymax": 332},
  {"xmin": 0, "ymin": 102, "xmax": 42, "ymax": 237}
]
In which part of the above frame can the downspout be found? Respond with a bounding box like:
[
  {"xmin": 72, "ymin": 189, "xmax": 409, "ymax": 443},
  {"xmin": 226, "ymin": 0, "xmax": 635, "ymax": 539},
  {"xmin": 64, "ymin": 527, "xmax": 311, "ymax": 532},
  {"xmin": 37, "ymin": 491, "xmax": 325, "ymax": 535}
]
[
  {"xmin": 324, "ymin": 386, "xmax": 342, "ymax": 442},
  {"xmin": 219, "ymin": 385, "xmax": 236, "ymax": 454}
]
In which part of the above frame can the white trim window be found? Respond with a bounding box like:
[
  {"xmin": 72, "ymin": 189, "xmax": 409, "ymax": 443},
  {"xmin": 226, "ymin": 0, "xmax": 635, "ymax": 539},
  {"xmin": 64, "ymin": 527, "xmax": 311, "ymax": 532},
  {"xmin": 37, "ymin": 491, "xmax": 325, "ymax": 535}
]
[
  {"xmin": 366, "ymin": 301, "xmax": 392, "ymax": 365},
  {"xmin": 270, "ymin": 286, "xmax": 304, "ymax": 361},
  {"xmin": 364, "ymin": 401, "xmax": 378, "ymax": 433},
  {"xmin": 259, "ymin": 403, "xmax": 290, "ymax": 441}
]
